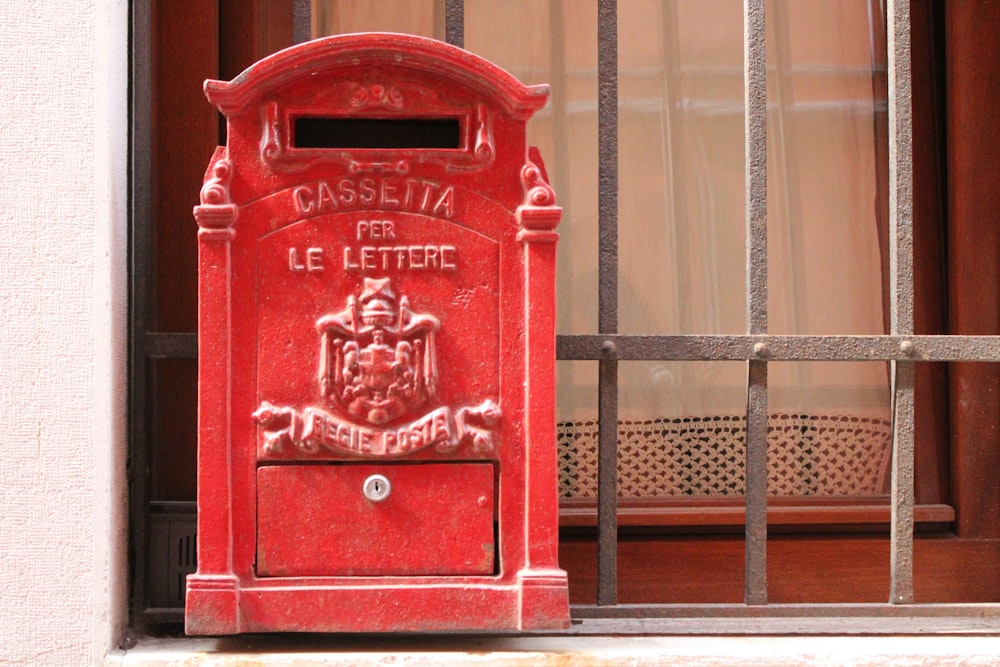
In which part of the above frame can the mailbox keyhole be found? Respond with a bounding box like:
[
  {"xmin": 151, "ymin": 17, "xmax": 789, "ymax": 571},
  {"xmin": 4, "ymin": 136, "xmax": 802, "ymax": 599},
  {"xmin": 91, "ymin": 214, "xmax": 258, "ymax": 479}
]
[{"xmin": 363, "ymin": 474, "xmax": 391, "ymax": 502}]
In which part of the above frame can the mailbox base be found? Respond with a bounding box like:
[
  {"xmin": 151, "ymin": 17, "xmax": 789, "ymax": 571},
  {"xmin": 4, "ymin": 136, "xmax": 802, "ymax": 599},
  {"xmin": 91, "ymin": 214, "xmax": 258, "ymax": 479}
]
[
  {"xmin": 186, "ymin": 571, "xmax": 569, "ymax": 634},
  {"xmin": 185, "ymin": 575, "xmax": 240, "ymax": 636}
]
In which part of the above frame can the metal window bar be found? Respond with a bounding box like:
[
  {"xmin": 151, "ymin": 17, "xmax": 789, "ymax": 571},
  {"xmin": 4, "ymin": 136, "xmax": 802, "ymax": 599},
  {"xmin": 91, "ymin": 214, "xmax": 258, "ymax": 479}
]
[
  {"xmin": 129, "ymin": 0, "xmax": 1000, "ymax": 628},
  {"xmin": 596, "ymin": 0, "xmax": 620, "ymax": 608},
  {"xmin": 887, "ymin": 0, "xmax": 916, "ymax": 605},
  {"xmin": 444, "ymin": 0, "xmax": 464, "ymax": 49},
  {"xmin": 743, "ymin": 0, "xmax": 768, "ymax": 606}
]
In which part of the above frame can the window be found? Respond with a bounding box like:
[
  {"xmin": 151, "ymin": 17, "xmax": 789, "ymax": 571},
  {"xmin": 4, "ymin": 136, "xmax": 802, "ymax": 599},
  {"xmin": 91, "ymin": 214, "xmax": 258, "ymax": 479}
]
[{"xmin": 131, "ymin": 0, "xmax": 1000, "ymax": 630}]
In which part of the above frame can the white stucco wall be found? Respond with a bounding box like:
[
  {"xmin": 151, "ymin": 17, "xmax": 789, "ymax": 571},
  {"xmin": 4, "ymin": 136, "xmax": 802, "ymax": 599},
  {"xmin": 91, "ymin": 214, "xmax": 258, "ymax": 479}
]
[{"xmin": 0, "ymin": 1, "xmax": 128, "ymax": 664}]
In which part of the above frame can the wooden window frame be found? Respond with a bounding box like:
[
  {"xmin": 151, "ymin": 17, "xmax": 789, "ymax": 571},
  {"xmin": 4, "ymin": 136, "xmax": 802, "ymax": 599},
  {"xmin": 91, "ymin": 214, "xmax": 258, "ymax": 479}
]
[{"xmin": 129, "ymin": 0, "xmax": 1000, "ymax": 629}]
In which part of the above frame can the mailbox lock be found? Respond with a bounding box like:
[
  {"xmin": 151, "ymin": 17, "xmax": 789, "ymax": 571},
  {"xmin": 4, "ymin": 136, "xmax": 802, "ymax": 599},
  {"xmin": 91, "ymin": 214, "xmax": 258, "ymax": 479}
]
[{"xmin": 362, "ymin": 474, "xmax": 391, "ymax": 502}]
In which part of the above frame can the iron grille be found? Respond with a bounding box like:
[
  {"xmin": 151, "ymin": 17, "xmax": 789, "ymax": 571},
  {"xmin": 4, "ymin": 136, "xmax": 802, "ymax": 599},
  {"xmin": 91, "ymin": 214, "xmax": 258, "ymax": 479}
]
[{"xmin": 553, "ymin": 0, "xmax": 1000, "ymax": 618}]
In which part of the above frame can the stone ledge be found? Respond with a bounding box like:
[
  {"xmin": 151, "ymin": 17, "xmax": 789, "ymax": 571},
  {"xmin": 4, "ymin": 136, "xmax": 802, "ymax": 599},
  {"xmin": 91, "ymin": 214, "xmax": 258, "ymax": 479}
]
[{"xmin": 109, "ymin": 635, "xmax": 1000, "ymax": 667}]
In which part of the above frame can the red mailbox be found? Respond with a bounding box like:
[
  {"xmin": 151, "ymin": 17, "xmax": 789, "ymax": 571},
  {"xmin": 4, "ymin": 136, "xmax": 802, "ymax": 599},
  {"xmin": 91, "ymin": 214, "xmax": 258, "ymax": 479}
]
[{"xmin": 185, "ymin": 33, "xmax": 569, "ymax": 634}]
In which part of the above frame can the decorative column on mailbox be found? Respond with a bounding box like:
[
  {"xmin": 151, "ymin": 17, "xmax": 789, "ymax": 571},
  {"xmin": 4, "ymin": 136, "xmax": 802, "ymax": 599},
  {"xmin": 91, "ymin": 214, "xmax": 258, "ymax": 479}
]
[{"xmin": 185, "ymin": 33, "xmax": 569, "ymax": 634}]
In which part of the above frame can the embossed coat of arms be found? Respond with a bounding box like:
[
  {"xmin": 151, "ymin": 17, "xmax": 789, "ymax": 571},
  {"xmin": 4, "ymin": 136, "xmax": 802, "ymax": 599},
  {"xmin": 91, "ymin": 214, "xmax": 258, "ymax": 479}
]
[
  {"xmin": 317, "ymin": 277, "xmax": 438, "ymax": 425},
  {"xmin": 254, "ymin": 277, "xmax": 500, "ymax": 457}
]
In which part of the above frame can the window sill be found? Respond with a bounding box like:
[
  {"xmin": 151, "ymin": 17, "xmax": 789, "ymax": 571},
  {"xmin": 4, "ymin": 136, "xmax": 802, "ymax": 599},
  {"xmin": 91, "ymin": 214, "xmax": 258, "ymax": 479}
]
[
  {"xmin": 559, "ymin": 496, "xmax": 955, "ymax": 528},
  {"xmin": 109, "ymin": 633, "xmax": 1000, "ymax": 667}
]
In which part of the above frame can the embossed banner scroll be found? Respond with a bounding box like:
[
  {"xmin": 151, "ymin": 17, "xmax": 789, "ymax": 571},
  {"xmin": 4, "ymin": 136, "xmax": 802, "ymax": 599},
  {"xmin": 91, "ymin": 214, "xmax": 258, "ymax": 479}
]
[{"xmin": 254, "ymin": 401, "xmax": 501, "ymax": 456}]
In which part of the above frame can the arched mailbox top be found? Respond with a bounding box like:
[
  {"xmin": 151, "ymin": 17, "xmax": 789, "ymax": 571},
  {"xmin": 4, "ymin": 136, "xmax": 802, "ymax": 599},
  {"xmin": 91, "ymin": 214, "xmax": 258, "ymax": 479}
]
[{"xmin": 204, "ymin": 32, "xmax": 550, "ymax": 120}]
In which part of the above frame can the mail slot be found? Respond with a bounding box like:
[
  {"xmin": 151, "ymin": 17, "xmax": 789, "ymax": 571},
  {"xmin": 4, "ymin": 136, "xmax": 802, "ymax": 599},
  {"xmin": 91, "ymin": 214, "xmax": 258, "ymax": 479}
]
[{"xmin": 185, "ymin": 33, "xmax": 569, "ymax": 634}]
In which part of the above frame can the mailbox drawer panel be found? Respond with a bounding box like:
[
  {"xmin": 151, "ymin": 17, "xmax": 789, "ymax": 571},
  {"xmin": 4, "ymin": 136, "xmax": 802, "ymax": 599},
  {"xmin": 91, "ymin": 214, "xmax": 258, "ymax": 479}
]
[{"xmin": 257, "ymin": 463, "xmax": 495, "ymax": 577}]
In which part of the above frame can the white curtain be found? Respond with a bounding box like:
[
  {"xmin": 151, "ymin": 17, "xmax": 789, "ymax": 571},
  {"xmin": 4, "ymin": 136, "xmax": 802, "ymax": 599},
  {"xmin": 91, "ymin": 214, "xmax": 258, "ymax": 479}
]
[{"xmin": 315, "ymin": 1, "xmax": 892, "ymax": 496}]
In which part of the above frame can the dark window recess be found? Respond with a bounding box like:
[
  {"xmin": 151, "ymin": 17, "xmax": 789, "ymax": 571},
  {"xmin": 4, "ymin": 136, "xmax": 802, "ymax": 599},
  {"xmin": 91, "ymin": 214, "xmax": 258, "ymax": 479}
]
[{"xmin": 293, "ymin": 117, "xmax": 461, "ymax": 149}]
